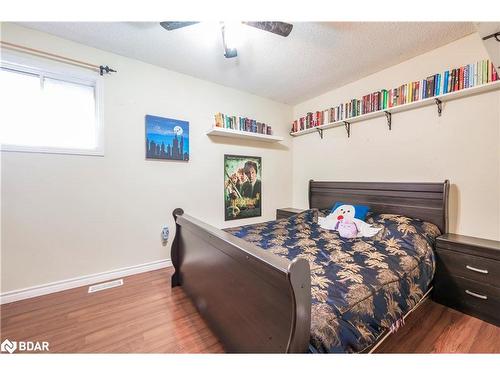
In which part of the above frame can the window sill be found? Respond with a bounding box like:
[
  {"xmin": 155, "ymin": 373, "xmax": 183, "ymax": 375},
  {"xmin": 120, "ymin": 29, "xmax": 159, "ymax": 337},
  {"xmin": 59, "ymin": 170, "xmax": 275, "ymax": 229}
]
[{"xmin": 0, "ymin": 144, "xmax": 104, "ymax": 157}]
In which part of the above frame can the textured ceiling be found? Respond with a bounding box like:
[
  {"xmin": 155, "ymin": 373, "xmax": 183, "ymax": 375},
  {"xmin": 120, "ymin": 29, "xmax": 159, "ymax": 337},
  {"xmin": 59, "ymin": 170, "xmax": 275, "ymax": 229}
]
[{"xmin": 18, "ymin": 22, "xmax": 477, "ymax": 104}]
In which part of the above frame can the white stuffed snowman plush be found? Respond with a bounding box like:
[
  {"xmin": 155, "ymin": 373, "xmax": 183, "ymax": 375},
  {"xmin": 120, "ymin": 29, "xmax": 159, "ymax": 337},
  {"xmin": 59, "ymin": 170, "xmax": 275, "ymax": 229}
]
[{"xmin": 318, "ymin": 204, "xmax": 381, "ymax": 239}]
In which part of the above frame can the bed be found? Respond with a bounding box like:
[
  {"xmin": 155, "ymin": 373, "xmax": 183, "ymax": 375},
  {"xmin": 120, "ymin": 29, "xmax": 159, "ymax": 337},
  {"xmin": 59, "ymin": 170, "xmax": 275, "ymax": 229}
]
[{"xmin": 171, "ymin": 180, "xmax": 449, "ymax": 353}]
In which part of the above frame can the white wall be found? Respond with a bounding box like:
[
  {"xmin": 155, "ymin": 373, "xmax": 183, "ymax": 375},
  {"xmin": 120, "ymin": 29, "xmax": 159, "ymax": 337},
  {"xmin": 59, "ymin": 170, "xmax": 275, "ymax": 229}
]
[
  {"xmin": 0, "ymin": 23, "xmax": 292, "ymax": 293},
  {"xmin": 292, "ymin": 33, "xmax": 500, "ymax": 241}
]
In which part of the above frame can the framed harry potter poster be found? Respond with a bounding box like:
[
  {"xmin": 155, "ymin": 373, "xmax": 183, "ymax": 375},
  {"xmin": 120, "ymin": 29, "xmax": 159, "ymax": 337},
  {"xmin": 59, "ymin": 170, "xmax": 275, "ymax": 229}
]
[{"xmin": 224, "ymin": 154, "xmax": 262, "ymax": 221}]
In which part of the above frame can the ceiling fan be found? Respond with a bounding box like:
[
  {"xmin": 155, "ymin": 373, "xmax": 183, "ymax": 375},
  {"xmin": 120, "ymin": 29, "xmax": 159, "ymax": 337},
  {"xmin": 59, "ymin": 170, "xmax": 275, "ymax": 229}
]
[{"xmin": 159, "ymin": 21, "xmax": 293, "ymax": 58}]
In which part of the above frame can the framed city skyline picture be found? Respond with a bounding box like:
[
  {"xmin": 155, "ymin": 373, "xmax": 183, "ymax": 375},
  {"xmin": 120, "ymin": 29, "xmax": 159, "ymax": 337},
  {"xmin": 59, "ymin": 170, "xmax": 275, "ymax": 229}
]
[
  {"xmin": 224, "ymin": 154, "xmax": 262, "ymax": 221},
  {"xmin": 145, "ymin": 115, "xmax": 189, "ymax": 161}
]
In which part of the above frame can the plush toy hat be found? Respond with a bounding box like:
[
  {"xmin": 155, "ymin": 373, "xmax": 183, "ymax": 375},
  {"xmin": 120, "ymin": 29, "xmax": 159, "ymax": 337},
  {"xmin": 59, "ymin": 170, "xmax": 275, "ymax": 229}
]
[{"xmin": 318, "ymin": 204, "xmax": 381, "ymax": 238}]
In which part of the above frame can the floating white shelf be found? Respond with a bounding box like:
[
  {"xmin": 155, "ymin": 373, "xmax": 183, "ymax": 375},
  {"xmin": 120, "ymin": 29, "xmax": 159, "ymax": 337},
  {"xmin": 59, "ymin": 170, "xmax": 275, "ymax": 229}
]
[
  {"xmin": 290, "ymin": 80, "xmax": 500, "ymax": 138},
  {"xmin": 206, "ymin": 127, "xmax": 284, "ymax": 143}
]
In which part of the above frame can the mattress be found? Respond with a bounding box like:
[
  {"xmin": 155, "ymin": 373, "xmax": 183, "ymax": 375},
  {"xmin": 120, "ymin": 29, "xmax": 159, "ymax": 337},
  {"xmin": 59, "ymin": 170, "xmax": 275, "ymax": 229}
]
[{"xmin": 224, "ymin": 208, "xmax": 440, "ymax": 353}]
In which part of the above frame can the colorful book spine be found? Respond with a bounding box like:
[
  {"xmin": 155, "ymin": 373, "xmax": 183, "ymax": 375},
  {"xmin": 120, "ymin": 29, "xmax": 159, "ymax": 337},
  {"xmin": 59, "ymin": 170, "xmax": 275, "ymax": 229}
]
[
  {"xmin": 482, "ymin": 61, "xmax": 486, "ymax": 84},
  {"xmin": 485, "ymin": 61, "xmax": 491, "ymax": 83},
  {"xmin": 469, "ymin": 64, "xmax": 473, "ymax": 87},
  {"xmin": 444, "ymin": 71, "xmax": 449, "ymax": 94}
]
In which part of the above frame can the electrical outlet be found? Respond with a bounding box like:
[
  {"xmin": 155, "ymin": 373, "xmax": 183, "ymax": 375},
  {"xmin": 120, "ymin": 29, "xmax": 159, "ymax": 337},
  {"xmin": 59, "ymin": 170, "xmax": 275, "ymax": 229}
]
[{"xmin": 161, "ymin": 226, "xmax": 169, "ymax": 245}]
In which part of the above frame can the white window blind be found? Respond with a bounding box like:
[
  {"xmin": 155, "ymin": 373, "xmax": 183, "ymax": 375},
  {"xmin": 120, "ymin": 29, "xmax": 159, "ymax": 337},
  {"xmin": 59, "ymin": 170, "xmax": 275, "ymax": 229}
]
[{"xmin": 0, "ymin": 56, "xmax": 103, "ymax": 155}]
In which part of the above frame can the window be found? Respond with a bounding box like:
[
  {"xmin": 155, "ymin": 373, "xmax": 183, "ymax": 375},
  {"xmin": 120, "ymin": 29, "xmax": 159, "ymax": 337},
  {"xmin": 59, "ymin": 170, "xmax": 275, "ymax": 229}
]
[{"xmin": 0, "ymin": 55, "xmax": 103, "ymax": 155}]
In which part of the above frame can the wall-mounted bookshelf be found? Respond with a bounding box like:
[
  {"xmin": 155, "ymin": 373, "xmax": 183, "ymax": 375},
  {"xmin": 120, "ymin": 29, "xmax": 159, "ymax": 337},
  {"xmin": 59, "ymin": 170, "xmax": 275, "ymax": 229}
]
[
  {"xmin": 207, "ymin": 127, "xmax": 284, "ymax": 143},
  {"xmin": 290, "ymin": 80, "xmax": 500, "ymax": 139}
]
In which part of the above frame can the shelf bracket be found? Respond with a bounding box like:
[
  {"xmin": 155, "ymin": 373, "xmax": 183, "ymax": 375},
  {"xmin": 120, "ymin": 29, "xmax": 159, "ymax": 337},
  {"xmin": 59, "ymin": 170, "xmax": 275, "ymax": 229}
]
[
  {"xmin": 384, "ymin": 111, "xmax": 392, "ymax": 130},
  {"xmin": 343, "ymin": 121, "xmax": 351, "ymax": 138},
  {"xmin": 316, "ymin": 128, "xmax": 324, "ymax": 139},
  {"xmin": 435, "ymin": 98, "xmax": 442, "ymax": 117}
]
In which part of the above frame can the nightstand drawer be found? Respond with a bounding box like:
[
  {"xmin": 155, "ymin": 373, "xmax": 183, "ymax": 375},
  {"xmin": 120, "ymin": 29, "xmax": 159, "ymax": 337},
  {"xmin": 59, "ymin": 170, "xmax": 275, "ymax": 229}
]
[
  {"xmin": 276, "ymin": 208, "xmax": 304, "ymax": 220},
  {"xmin": 435, "ymin": 247, "xmax": 500, "ymax": 286},
  {"xmin": 434, "ymin": 275, "xmax": 500, "ymax": 326},
  {"xmin": 276, "ymin": 212, "xmax": 293, "ymax": 220}
]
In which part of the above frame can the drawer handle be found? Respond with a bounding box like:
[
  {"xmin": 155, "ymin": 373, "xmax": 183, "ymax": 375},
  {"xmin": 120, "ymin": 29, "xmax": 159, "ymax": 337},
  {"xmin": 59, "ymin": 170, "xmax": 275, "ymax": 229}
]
[
  {"xmin": 465, "ymin": 265, "xmax": 489, "ymax": 274},
  {"xmin": 465, "ymin": 289, "xmax": 488, "ymax": 300}
]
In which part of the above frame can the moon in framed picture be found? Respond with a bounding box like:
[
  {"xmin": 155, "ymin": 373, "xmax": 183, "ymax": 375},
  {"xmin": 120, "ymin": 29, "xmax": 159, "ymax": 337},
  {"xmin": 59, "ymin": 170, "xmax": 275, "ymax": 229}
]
[{"xmin": 173, "ymin": 125, "xmax": 183, "ymax": 136}]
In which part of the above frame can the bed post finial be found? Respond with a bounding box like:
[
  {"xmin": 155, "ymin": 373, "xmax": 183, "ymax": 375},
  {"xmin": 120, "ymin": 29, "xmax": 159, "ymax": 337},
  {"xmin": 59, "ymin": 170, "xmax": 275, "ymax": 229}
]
[
  {"xmin": 173, "ymin": 208, "xmax": 184, "ymax": 218},
  {"xmin": 443, "ymin": 180, "xmax": 450, "ymax": 234},
  {"xmin": 171, "ymin": 208, "xmax": 184, "ymax": 287}
]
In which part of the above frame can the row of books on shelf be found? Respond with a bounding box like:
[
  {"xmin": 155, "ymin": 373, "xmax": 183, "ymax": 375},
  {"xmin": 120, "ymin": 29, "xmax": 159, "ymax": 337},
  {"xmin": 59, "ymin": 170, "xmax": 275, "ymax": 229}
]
[
  {"xmin": 291, "ymin": 59, "xmax": 499, "ymax": 133},
  {"xmin": 214, "ymin": 112, "xmax": 273, "ymax": 135}
]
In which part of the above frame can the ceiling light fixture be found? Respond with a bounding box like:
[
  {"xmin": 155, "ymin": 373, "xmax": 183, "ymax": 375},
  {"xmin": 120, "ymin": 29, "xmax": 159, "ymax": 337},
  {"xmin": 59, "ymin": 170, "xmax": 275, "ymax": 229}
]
[
  {"xmin": 221, "ymin": 22, "xmax": 239, "ymax": 59},
  {"xmin": 160, "ymin": 21, "xmax": 293, "ymax": 59}
]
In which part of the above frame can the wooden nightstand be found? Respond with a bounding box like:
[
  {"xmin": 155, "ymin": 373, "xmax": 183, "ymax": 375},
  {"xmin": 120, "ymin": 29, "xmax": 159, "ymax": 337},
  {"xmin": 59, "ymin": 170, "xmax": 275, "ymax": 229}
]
[
  {"xmin": 276, "ymin": 208, "xmax": 305, "ymax": 220},
  {"xmin": 433, "ymin": 233, "xmax": 500, "ymax": 326}
]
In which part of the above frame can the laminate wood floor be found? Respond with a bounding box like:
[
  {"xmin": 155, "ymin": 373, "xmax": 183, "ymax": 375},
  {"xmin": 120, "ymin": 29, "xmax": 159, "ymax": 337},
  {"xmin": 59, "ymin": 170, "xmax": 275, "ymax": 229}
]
[
  {"xmin": 374, "ymin": 295, "xmax": 500, "ymax": 353},
  {"xmin": 0, "ymin": 268, "xmax": 223, "ymax": 353},
  {"xmin": 1, "ymin": 267, "xmax": 499, "ymax": 353}
]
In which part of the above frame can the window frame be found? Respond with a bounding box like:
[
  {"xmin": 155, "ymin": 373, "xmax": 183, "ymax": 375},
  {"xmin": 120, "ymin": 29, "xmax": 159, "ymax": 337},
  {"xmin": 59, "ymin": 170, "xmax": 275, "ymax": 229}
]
[{"xmin": 0, "ymin": 53, "xmax": 104, "ymax": 157}]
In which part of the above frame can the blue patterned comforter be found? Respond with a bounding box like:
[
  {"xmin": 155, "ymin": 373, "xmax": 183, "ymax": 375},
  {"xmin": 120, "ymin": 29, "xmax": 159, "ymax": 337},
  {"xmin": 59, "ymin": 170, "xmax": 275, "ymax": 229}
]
[{"xmin": 224, "ymin": 209, "xmax": 440, "ymax": 353}]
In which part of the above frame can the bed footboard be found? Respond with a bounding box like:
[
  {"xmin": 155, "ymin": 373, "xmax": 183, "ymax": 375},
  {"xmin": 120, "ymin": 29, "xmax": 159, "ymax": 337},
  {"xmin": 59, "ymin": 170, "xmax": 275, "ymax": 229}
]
[{"xmin": 171, "ymin": 208, "xmax": 311, "ymax": 353}]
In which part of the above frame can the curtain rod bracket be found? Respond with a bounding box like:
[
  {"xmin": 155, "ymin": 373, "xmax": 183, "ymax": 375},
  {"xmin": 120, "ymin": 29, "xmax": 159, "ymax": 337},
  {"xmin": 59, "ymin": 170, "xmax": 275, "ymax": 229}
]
[
  {"xmin": 482, "ymin": 32, "xmax": 500, "ymax": 42},
  {"xmin": 99, "ymin": 65, "xmax": 117, "ymax": 76}
]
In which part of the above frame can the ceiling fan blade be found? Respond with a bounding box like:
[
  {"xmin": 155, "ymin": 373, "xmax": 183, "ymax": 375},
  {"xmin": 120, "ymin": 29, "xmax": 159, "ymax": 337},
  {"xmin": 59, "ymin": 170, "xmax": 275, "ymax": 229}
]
[
  {"xmin": 159, "ymin": 22, "xmax": 200, "ymax": 31},
  {"xmin": 242, "ymin": 22, "xmax": 293, "ymax": 37}
]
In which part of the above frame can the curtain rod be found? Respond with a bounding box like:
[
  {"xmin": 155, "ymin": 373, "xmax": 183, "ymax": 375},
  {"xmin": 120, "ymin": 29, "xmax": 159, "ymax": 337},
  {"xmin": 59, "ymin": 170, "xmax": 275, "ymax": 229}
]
[{"xmin": 0, "ymin": 40, "xmax": 116, "ymax": 76}]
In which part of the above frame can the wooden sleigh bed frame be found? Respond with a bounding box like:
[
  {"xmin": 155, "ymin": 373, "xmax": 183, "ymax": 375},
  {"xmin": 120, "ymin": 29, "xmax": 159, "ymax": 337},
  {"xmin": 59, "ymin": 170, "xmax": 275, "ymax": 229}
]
[{"xmin": 171, "ymin": 180, "xmax": 450, "ymax": 353}]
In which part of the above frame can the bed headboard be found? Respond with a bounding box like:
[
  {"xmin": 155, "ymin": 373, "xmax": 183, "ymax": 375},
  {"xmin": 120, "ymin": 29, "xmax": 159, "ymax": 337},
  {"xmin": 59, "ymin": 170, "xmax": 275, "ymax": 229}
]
[{"xmin": 308, "ymin": 180, "xmax": 449, "ymax": 233}]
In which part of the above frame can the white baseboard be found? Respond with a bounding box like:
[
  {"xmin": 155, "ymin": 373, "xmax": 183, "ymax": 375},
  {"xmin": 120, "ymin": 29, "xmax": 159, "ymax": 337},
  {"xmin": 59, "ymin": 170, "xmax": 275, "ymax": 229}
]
[{"xmin": 0, "ymin": 259, "xmax": 173, "ymax": 305}]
